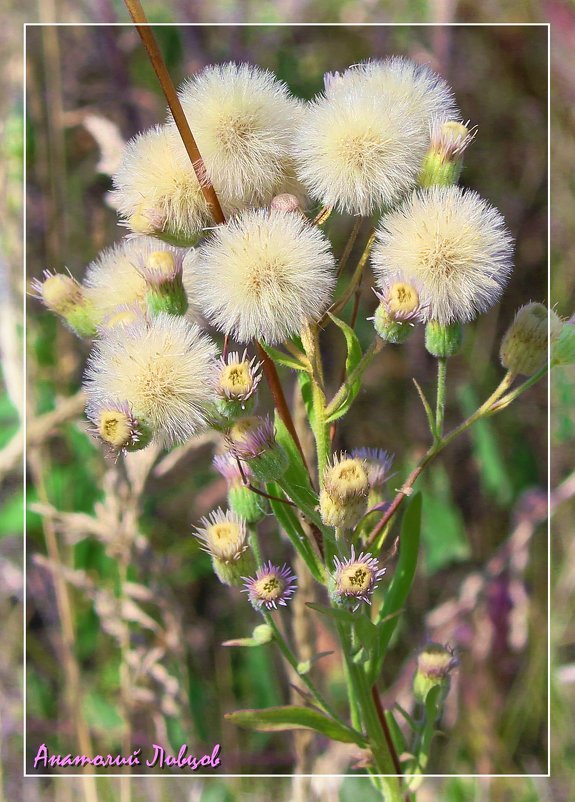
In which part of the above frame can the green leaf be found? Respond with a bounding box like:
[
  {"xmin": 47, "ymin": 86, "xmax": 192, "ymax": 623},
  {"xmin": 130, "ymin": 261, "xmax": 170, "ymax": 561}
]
[
  {"xmin": 368, "ymin": 493, "xmax": 422, "ymax": 684},
  {"xmin": 225, "ymin": 705, "xmax": 367, "ymax": 746},
  {"xmin": 260, "ymin": 342, "xmax": 310, "ymax": 372},
  {"xmin": 329, "ymin": 313, "xmax": 362, "ymax": 377},
  {"xmin": 306, "ymin": 602, "xmax": 378, "ymax": 650},
  {"xmin": 267, "ymin": 482, "xmax": 325, "ymax": 583},
  {"xmin": 421, "ymin": 465, "xmax": 470, "ymax": 574},
  {"xmin": 324, "ymin": 314, "xmax": 364, "ymax": 423},
  {"xmin": 458, "ymin": 385, "xmax": 513, "ymax": 505}
]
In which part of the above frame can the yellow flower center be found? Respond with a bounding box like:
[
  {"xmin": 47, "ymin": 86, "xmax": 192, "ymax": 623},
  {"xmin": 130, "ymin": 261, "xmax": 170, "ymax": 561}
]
[
  {"xmin": 209, "ymin": 522, "xmax": 240, "ymax": 548},
  {"xmin": 147, "ymin": 251, "xmax": 176, "ymax": 276},
  {"xmin": 254, "ymin": 574, "xmax": 284, "ymax": 601},
  {"xmin": 229, "ymin": 416, "xmax": 260, "ymax": 444},
  {"xmin": 339, "ymin": 563, "xmax": 372, "ymax": 594},
  {"xmin": 220, "ymin": 362, "xmax": 253, "ymax": 397},
  {"xmin": 98, "ymin": 410, "xmax": 132, "ymax": 448},
  {"xmin": 387, "ymin": 282, "xmax": 419, "ymax": 315},
  {"xmin": 328, "ymin": 459, "xmax": 369, "ymax": 497}
]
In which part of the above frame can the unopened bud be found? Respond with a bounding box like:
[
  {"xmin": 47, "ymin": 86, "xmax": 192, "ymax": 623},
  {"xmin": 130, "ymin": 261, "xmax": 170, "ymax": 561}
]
[
  {"xmin": 425, "ymin": 321, "xmax": 463, "ymax": 358},
  {"xmin": 320, "ymin": 454, "xmax": 370, "ymax": 530},
  {"xmin": 86, "ymin": 399, "xmax": 153, "ymax": 453},
  {"xmin": 419, "ymin": 120, "xmax": 476, "ymax": 188},
  {"xmin": 552, "ymin": 318, "xmax": 575, "ymax": 367},
  {"xmin": 194, "ymin": 509, "xmax": 256, "ymax": 587},
  {"xmin": 140, "ymin": 250, "xmax": 188, "ymax": 316},
  {"xmin": 413, "ymin": 643, "xmax": 458, "ymax": 704},
  {"xmin": 32, "ymin": 271, "xmax": 97, "ymax": 337},
  {"xmin": 227, "ymin": 416, "xmax": 288, "ymax": 482},
  {"xmin": 500, "ymin": 302, "xmax": 562, "ymax": 376},
  {"xmin": 271, "ymin": 193, "xmax": 302, "ymax": 214}
]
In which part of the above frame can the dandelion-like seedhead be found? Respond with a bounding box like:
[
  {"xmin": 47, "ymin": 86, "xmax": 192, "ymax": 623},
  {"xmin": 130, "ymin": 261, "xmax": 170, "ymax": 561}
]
[
  {"xmin": 323, "ymin": 57, "xmax": 459, "ymax": 130},
  {"xmin": 351, "ymin": 448, "xmax": 394, "ymax": 488},
  {"xmin": 84, "ymin": 313, "xmax": 218, "ymax": 446},
  {"xmin": 332, "ymin": 546, "xmax": 385, "ymax": 608},
  {"xmin": 177, "ymin": 62, "xmax": 304, "ymax": 207},
  {"xmin": 242, "ymin": 562, "xmax": 297, "ymax": 611},
  {"xmin": 194, "ymin": 508, "xmax": 249, "ymax": 563},
  {"xmin": 112, "ymin": 125, "xmax": 232, "ymax": 242},
  {"xmin": 195, "ymin": 208, "xmax": 336, "ymax": 344},
  {"xmin": 372, "ymin": 185, "xmax": 514, "ymax": 325},
  {"xmin": 294, "ymin": 89, "xmax": 427, "ymax": 215}
]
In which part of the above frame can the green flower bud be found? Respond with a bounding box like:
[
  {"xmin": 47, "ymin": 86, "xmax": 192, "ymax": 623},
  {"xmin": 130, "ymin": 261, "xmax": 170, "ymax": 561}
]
[
  {"xmin": 320, "ymin": 454, "xmax": 370, "ymax": 530},
  {"xmin": 500, "ymin": 302, "xmax": 562, "ymax": 376},
  {"xmin": 419, "ymin": 121, "xmax": 475, "ymax": 188},
  {"xmin": 32, "ymin": 271, "xmax": 98, "ymax": 337},
  {"xmin": 374, "ymin": 304, "xmax": 414, "ymax": 344},
  {"xmin": 425, "ymin": 321, "xmax": 463, "ymax": 358},
  {"xmin": 413, "ymin": 643, "xmax": 458, "ymax": 704},
  {"xmin": 552, "ymin": 319, "xmax": 575, "ymax": 366}
]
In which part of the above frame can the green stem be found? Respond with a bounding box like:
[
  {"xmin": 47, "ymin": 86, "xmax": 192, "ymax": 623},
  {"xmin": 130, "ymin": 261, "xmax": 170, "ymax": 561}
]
[
  {"xmin": 337, "ymin": 624, "xmax": 402, "ymax": 799},
  {"xmin": 248, "ymin": 524, "xmax": 263, "ymax": 567},
  {"xmin": 487, "ymin": 365, "xmax": 547, "ymax": 415},
  {"xmin": 263, "ymin": 613, "xmax": 361, "ymax": 740},
  {"xmin": 434, "ymin": 357, "xmax": 447, "ymax": 442}
]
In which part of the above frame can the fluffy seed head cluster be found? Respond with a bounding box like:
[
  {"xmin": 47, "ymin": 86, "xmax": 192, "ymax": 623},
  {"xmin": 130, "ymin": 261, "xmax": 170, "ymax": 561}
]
[
  {"xmin": 320, "ymin": 453, "xmax": 370, "ymax": 529},
  {"xmin": 372, "ymin": 185, "xmax": 514, "ymax": 325},
  {"xmin": 195, "ymin": 208, "xmax": 336, "ymax": 344},
  {"xmin": 500, "ymin": 302, "xmax": 562, "ymax": 376},
  {"xmin": 295, "ymin": 90, "xmax": 427, "ymax": 215},
  {"xmin": 177, "ymin": 63, "xmax": 304, "ymax": 207},
  {"xmin": 324, "ymin": 58, "xmax": 458, "ymax": 126},
  {"xmin": 243, "ymin": 562, "xmax": 297, "ymax": 611},
  {"xmin": 84, "ymin": 313, "xmax": 218, "ymax": 446},
  {"xmin": 194, "ymin": 508, "xmax": 249, "ymax": 563},
  {"xmin": 112, "ymin": 125, "xmax": 217, "ymax": 241},
  {"xmin": 332, "ymin": 546, "xmax": 385, "ymax": 608},
  {"xmin": 296, "ymin": 57, "xmax": 458, "ymax": 215}
]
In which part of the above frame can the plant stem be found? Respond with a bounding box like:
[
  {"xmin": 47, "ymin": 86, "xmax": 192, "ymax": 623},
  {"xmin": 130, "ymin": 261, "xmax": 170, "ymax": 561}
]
[
  {"xmin": 337, "ymin": 625, "xmax": 402, "ymax": 799},
  {"xmin": 263, "ymin": 614, "xmax": 361, "ymax": 740},
  {"xmin": 434, "ymin": 357, "xmax": 447, "ymax": 442},
  {"xmin": 123, "ymin": 0, "xmax": 225, "ymax": 225},
  {"xmin": 365, "ymin": 370, "xmax": 518, "ymax": 549}
]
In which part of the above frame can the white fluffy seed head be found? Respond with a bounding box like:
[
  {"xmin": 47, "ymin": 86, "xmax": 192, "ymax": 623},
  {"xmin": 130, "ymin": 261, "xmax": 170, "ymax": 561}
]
[
  {"xmin": 176, "ymin": 63, "xmax": 304, "ymax": 207},
  {"xmin": 84, "ymin": 237, "xmax": 193, "ymax": 322},
  {"xmin": 294, "ymin": 89, "xmax": 428, "ymax": 215},
  {"xmin": 194, "ymin": 208, "xmax": 336, "ymax": 344},
  {"xmin": 111, "ymin": 125, "xmax": 227, "ymax": 242},
  {"xmin": 84, "ymin": 313, "xmax": 218, "ymax": 446},
  {"xmin": 325, "ymin": 57, "xmax": 459, "ymax": 129},
  {"xmin": 372, "ymin": 186, "xmax": 514, "ymax": 325}
]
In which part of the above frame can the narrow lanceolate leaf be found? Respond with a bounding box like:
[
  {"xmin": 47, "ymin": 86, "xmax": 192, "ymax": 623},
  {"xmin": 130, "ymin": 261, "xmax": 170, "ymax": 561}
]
[
  {"xmin": 368, "ymin": 493, "xmax": 422, "ymax": 684},
  {"xmin": 324, "ymin": 313, "xmax": 364, "ymax": 423},
  {"xmin": 225, "ymin": 706, "xmax": 367, "ymax": 746},
  {"xmin": 259, "ymin": 342, "xmax": 311, "ymax": 373},
  {"xmin": 267, "ymin": 481, "xmax": 325, "ymax": 583}
]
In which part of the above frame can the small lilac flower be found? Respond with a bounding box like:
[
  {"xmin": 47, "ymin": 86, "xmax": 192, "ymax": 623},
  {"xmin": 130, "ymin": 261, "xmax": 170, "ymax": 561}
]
[
  {"xmin": 242, "ymin": 562, "xmax": 297, "ymax": 611},
  {"xmin": 213, "ymin": 452, "xmax": 253, "ymax": 486},
  {"xmin": 351, "ymin": 448, "xmax": 394, "ymax": 488},
  {"xmin": 332, "ymin": 546, "xmax": 385, "ymax": 608},
  {"xmin": 227, "ymin": 415, "xmax": 276, "ymax": 459}
]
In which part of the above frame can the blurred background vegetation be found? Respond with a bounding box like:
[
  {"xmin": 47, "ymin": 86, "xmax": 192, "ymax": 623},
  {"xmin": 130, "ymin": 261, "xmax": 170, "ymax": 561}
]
[{"xmin": 1, "ymin": 1, "xmax": 573, "ymax": 801}]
